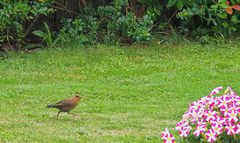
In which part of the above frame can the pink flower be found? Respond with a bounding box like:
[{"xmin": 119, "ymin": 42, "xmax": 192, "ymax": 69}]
[
  {"xmin": 217, "ymin": 95, "xmax": 231, "ymax": 108},
  {"xmin": 178, "ymin": 127, "xmax": 191, "ymax": 138},
  {"xmin": 203, "ymin": 110, "xmax": 217, "ymax": 122},
  {"xmin": 189, "ymin": 100, "xmax": 204, "ymax": 110},
  {"xmin": 161, "ymin": 128, "xmax": 170, "ymax": 139},
  {"xmin": 234, "ymin": 96, "xmax": 240, "ymax": 106},
  {"xmin": 161, "ymin": 128, "xmax": 175, "ymax": 143},
  {"xmin": 210, "ymin": 116, "xmax": 226, "ymax": 127},
  {"xmin": 176, "ymin": 120, "xmax": 189, "ymax": 131},
  {"xmin": 229, "ymin": 103, "xmax": 240, "ymax": 114},
  {"xmin": 162, "ymin": 133, "xmax": 175, "ymax": 143},
  {"xmin": 194, "ymin": 124, "xmax": 206, "ymax": 136},
  {"xmin": 225, "ymin": 110, "xmax": 238, "ymax": 123},
  {"xmin": 188, "ymin": 109, "xmax": 202, "ymax": 123},
  {"xmin": 210, "ymin": 86, "xmax": 223, "ymax": 95},
  {"xmin": 225, "ymin": 122, "xmax": 237, "ymax": 135},
  {"xmin": 197, "ymin": 119, "xmax": 207, "ymax": 126},
  {"xmin": 237, "ymin": 123, "xmax": 240, "ymax": 134},
  {"xmin": 182, "ymin": 112, "xmax": 191, "ymax": 121},
  {"xmin": 212, "ymin": 125, "xmax": 223, "ymax": 135},
  {"xmin": 205, "ymin": 129, "xmax": 217, "ymax": 142},
  {"xmin": 204, "ymin": 96, "xmax": 215, "ymax": 109},
  {"xmin": 220, "ymin": 106, "xmax": 230, "ymax": 117},
  {"xmin": 175, "ymin": 119, "xmax": 192, "ymax": 138}
]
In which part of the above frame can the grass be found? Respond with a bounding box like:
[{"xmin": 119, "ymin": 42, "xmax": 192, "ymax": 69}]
[{"xmin": 0, "ymin": 42, "xmax": 240, "ymax": 142}]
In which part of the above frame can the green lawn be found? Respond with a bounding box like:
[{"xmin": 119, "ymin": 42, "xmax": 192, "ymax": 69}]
[{"xmin": 0, "ymin": 43, "xmax": 240, "ymax": 142}]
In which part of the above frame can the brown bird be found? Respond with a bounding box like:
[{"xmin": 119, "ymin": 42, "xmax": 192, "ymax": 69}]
[{"xmin": 47, "ymin": 92, "xmax": 81, "ymax": 118}]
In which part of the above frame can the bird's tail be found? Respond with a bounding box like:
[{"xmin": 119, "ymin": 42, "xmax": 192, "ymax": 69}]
[{"xmin": 46, "ymin": 104, "xmax": 56, "ymax": 108}]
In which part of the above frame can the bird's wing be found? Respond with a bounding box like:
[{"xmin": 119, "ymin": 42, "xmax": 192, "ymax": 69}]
[{"xmin": 54, "ymin": 99, "xmax": 72, "ymax": 107}]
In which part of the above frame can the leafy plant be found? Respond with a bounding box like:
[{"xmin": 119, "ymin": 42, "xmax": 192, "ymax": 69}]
[
  {"xmin": 118, "ymin": 12, "xmax": 153, "ymax": 42},
  {"xmin": 0, "ymin": 1, "xmax": 53, "ymax": 49},
  {"xmin": 58, "ymin": 1, "xmax": 154, "ymax": 45},
  {"xmin": 58, "ymin": 14, "xmax": 99, "ymax": 45},
  {"xmin": 175, "ymin": 0, "xmax": 240, "ymax": 37},
  {"xmin": 33, "ymin": 22, "xmax": 59, "ymax": 48}
]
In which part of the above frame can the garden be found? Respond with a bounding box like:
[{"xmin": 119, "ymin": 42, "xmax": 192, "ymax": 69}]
[{"xmin": 0, "ymin": 0, "xmax": 240, "ymax": 142}]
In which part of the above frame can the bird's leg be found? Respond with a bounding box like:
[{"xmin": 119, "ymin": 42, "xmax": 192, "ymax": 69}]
[{"xmin": 57, "ymin": 111, "xmax": 61, "ymax": 118}]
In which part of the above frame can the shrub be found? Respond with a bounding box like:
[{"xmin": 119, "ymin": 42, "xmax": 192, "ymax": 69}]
[
  {"xmin": 0, "ymin": 0, "xmax": 52, "ymax": 48},
  {"xmin": 119, "ymin": 12, "xmax": 153, "ymax": 42},
  {"xmin": 33, "ymin": 22, "xmax": 60, "ymax": 48},
  {"xmin": 172, "ymin": 0, "xmax": 240, "ymax": 37},
  {"xmin": 59, "ymin": 15, "xmax": 99, "ymax": 45},
  {"xmin": 161, "ymin": 86, "xmax": 240, "ymax": 143},
  {"xmin": 58, "ymin": 2, "xmax": 154, "ymax": 45}
]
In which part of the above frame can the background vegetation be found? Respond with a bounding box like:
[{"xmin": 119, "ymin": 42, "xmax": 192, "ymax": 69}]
[{"xmin": 1, "ymin": 0, "xmax": 240, "ymax": 50}]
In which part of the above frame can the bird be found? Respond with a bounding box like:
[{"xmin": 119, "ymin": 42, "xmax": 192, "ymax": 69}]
[{"xmin": 47, "ymin": 92, "xmax": 81, "ymax": 118}]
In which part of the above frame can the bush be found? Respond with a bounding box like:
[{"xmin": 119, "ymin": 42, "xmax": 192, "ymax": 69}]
[
  {"xmin": 58, "ymin": 2, "xmax": 154, "ymax": 45},
  {"xmin": 119, "ymin": 12, "xmax": 153, "ymax": 42},
  {"xmin": 59, "ymin": 16, "xmax": 99, "ymax": 45},
  {"xmin": 162, "ymin": 86, "xmax": 240, "ymax": 143},
  {"xmin": 2, "ymin": 0, "xmax": 239, "ymax": 48},
  {"xmin": 172, "ymin": 0, "xmax": 240, "ymax": 37},
  {"xmin": 0, "ymin": 0, "xmax": 52, "ymax": 49}
]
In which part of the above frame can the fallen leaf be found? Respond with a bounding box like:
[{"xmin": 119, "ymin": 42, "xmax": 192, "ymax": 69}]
[
  {"xmin": 232, "ymin": 5, "xmax": 240, "ymax": 11},
  {"xmin": 225, "ymin": 7, "xmax": 233, "ymax": 14}
]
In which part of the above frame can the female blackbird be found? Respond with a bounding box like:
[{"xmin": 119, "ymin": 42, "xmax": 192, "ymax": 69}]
[{"xmin": 47, "ymin": 93, "xmax": 81, "ymax": 118}]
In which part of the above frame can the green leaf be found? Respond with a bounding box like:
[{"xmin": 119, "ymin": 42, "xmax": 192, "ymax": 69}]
[
  {"xmin": 210, "ymin": 5, "xmax": 218, "ymax": 10},
  {"xmin": 43, "ymin": 22, "xmax": 51, "ymax": 35},
  {"xmin": 222, "ymin": 22, "xmax": 228, "ymax": 28},
  {"xmin": 167, "ymin": 0, "xmax": 177, "ymax": 8},
  {"xmin": 177, "ymin": 0, "xmax": 184, "ymax": 9},
  {"xmin": 231, "ymin": 15, "xmax": 238, "ymax": 23},
  {"xmin": 32, "ymin": 30, "xmax": 45, "ymax": 38},
  {"xmin": 217, "ymin": 13, "xmax": 227, "ymax": 19}
]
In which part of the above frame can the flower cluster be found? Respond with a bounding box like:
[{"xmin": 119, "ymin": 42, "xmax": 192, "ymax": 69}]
[{"xmin": 162, "ymin": 86, "xmax": 240, "ymax": 142}]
